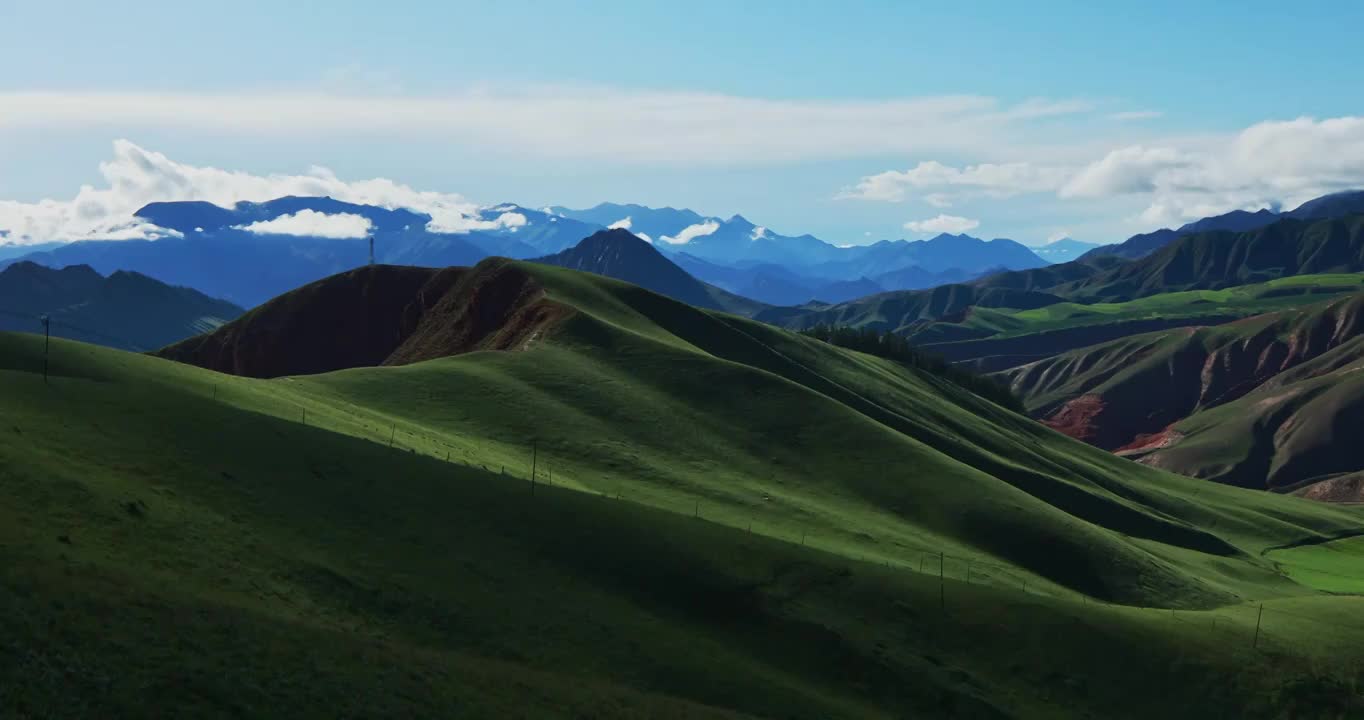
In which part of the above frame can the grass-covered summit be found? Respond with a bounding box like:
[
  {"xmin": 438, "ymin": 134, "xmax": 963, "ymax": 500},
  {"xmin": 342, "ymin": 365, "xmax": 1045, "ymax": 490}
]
[{"xmin": 3, "ymin": 258, "xmax": 1363, "ymax": 718}]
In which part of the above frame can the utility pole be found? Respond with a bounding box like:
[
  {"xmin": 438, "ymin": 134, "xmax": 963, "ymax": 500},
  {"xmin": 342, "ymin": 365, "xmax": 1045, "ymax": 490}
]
[
  {"xmin": 41, "ymin": 315, "xmax": 50, "ymax": 384},
  {"xmin": 368, "ymin": 236, "xmax": 375, "ymax": 266},
  {"xmin": 530, "ymin": 441, "xmax": 538, "ymax": 495},
  {"xmin": 1253, "ymin": 603, "xmax": 1264, "ymax": 648}
]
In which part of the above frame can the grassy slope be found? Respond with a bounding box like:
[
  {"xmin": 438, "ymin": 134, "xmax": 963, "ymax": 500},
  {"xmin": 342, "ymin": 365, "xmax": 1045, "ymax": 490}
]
[
  {"xmin": 908, "ymin": 272, "xmax": 1364, "ymax": 372},
  {"xmin": 1268, "ymin": 537, "xmax": 1364, "ymax": 593},
  {"xmin": 3, "ymin": 261, "xmax": 1364, "ymax": 718},
  {"xmin": 968, "ymin": 273, "xmax": 1364, "ymax": 337},
  {"xmin": 1054, "ymin": 214, "xmax": 1364, "ymax": 304}
]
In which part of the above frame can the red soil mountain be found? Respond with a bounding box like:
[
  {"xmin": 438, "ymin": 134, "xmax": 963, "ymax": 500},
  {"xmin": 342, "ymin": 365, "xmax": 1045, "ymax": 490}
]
[
  {"xmin": 998, "ymin": 291, "xmax": 1364, "ymax": 488},
  {"xmin": 1001, "ymin": 293, "xmax": 1364, "ymax": 452},
  {"xmin": 156, "ymin": 259, "xmax": 569, "ymax": 378}
]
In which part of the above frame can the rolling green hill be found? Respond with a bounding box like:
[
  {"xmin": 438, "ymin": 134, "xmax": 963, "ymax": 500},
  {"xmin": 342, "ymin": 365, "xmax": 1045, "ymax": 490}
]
[
  {"xmin": 3, "ymin": 259, "xmax": 1364, "ymax": 718},
  {"xmin": 921, "ymin": 272, "xmax": 1364, "ymax": 371}
]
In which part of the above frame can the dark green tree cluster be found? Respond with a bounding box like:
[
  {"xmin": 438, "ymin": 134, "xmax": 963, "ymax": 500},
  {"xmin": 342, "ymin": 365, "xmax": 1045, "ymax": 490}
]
[{"xmin": 799, "ymin": 324, "xmax": 1025, "ymax": 412}]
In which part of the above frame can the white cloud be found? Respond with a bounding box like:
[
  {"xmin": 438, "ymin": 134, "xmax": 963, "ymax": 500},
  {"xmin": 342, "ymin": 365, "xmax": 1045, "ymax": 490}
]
[
  {"xmin": 841, "ymin": 115, "xmax": 1364, "ymax": 230},
  {"xmin": 1061, "ymin": 116, "xmax": 1364, "ymax": 223},
  {"xmin": 634, "ymin": 232, "xmax": 653, "ymax": 243},
  {"xmin": 1046, "ymin": 230, "xmax": 1071, "ymax": 243},
  {"xmin": 838, "ymin": 159, "xmax": 1071, "ymax": 202},
  {"xmin": 750, "ymin": 226, "xmax": 767, "ymax": 240},
  {"xmin": 0, "ymin": 90, "xmax": 1092, "ymax": 167},
  {"xmin": 236, "ymin": 210, "xmax": 373, "ymax": 238},
  {"xmin": 903, "ymin": 214, "xmax": 980, "ymax": 234},
  {"xmin": 0, "ymin": 140, "xmax": 515, "ymax": 244},
  {"xmin": 607, "ymin": 216, "xmax": 632, "ymax": 230},
  {"xmin": 1059, "ymin": 146, "xmax": 1190, "ymax": 197},
  {"xmin": 431, "ymin": 211, "xmax": 528, "ymax": 234},
  {"xmin": 661, "ymin": 219, "xmax": 720, "ymax": 245},
  {"xmin": 1109, "ymin": 110, "xmax": 1163, "ymax": 122}
]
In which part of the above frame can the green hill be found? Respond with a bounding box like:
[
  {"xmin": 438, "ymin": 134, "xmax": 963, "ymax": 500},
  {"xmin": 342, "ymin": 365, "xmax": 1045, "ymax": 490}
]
[
  {"xmin": 924, "ymin": 273, "xmax": 1364, "ymax": 371},
  {"xmin": 1055, "ymin": 214, "xmax": 1364, "ymax": 303},
  {"xmin": 3, "ymin": 259, "xmax": 1364, "ymax": 718}
]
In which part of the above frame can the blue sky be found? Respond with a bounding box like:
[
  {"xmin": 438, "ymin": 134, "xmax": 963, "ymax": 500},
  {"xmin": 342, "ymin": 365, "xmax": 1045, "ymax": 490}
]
[{"xmin": 4, "ymin": 0, "xmax": 1364, "ymax": 246}]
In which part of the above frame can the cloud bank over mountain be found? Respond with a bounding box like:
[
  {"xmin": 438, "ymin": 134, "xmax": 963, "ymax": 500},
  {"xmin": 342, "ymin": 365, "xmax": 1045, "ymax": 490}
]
[
  {"xmin": 904, "ymin": 214, "xmax": 980, "ymax": 234},
  {"xmin": 0, "ymin": 140, "xmax": 511, "ymax": 244},
  {"xmin": 235, "ymin": 210, "xmax": 374, "ymax": 238}
]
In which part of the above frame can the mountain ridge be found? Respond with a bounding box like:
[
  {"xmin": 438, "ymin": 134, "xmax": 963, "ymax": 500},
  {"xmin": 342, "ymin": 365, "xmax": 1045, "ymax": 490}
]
[{"xmin": 0, "ymin": 260, "xmax": 242, "ymax": 350}]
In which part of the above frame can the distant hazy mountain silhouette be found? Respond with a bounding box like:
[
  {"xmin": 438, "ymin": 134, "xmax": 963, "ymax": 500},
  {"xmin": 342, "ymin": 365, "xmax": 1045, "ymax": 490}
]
[{"xmin": 0, "ymin": 261, "xmax": 242, "ymax": 350}]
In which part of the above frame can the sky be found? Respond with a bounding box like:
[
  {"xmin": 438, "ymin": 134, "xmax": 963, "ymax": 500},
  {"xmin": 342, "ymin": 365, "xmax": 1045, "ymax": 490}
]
[{"xmin": 3, "ymin": 0, "xmax": 1364, "ymax": 247}]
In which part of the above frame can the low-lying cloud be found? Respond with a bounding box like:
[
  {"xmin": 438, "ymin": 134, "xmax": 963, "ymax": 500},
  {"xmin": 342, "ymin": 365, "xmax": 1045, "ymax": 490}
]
[
  {"xmin": 661, "ymin": 219, "xmax": 720, "ymax": 245},
  {"xmin": 236, "ymin": 210, "xmax": 373, "ymax": 238},
  {"xmin": 903, "ymin": 214, "xmax": 980, "ymax": 234}
]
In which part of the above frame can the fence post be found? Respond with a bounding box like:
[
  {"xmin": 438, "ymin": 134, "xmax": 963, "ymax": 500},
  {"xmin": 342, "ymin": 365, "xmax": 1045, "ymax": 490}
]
[
  {"xmin": 1253, "ymin": 603, "xmax": 1264, "ymax": 648},
  {"xmin": 531, "ymin": 441, "xmax": 538, "ymax": 495}
]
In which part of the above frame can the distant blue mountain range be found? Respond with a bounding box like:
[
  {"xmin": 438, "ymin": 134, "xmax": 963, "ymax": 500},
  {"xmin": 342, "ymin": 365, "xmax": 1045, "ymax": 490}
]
[
  {"xmin": 549, "ymin": 203, "xmax": 1051, "ymax": 303},
  {"xmin": 7, "ymin": 190, "xmax": 1364, "ymax": 311},
  {"xmin": 1, "ymin": 197, "xmax": 1057, "ymax": 308}
]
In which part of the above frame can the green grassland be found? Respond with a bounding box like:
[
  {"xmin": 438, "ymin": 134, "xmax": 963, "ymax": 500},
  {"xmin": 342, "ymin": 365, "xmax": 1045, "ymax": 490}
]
[
  {"xmin": 1268, "ymin": 537, "xmax": 1364, "ymax": 594},
  {"xmin": 3, "ymin": 261, "xmax": 1364, "ymax": 718},
  {"xmin": 954, "ymin": 272, "xmax": 1364, "ymax": 339}
]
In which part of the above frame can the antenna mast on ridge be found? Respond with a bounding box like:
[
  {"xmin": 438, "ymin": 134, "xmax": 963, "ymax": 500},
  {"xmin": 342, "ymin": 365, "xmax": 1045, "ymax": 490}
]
[{"xmin": 368, "ymin": 236, "xmax": 375, "ymax": 266}]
